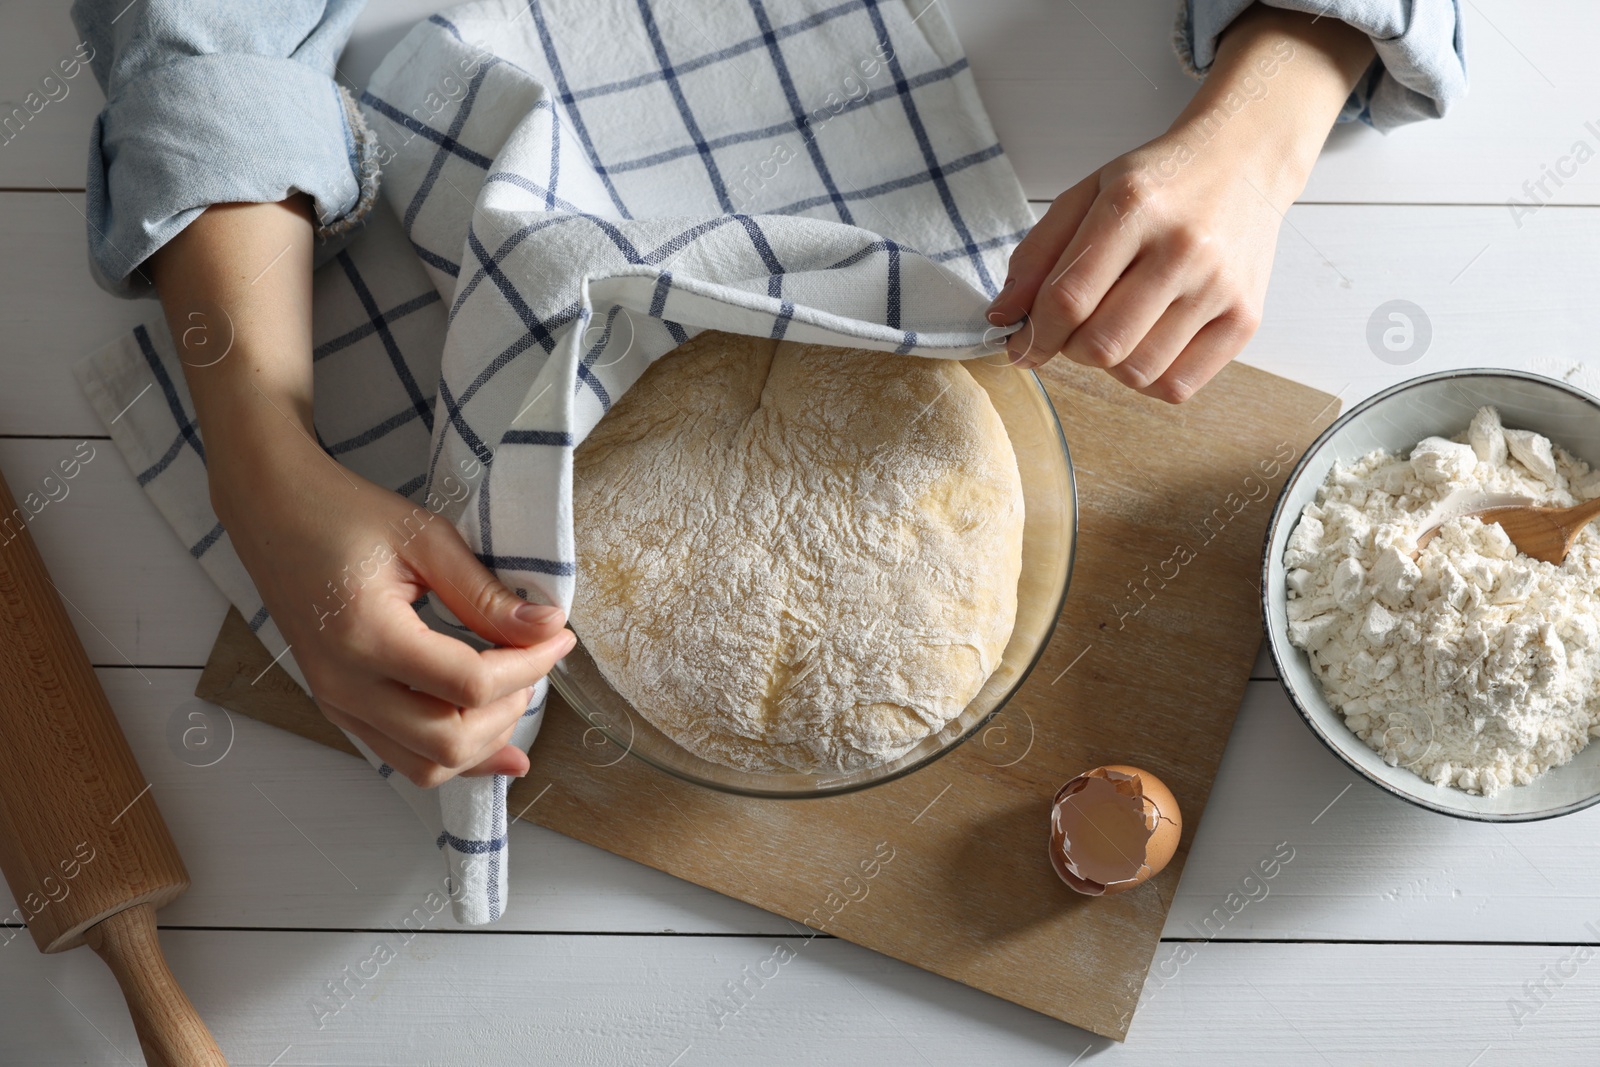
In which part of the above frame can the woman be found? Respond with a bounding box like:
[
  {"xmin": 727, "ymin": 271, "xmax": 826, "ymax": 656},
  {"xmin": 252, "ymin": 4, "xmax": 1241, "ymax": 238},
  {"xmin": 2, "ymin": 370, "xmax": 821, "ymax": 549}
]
[{"xmin": 72, "ymin": 0, "xmax": 1464, "ymax": 790}]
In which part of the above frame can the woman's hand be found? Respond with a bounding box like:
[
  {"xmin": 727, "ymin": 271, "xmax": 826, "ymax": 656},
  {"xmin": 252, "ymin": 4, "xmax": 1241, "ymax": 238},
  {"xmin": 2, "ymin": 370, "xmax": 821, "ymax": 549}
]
[
  {"xmin": 152, "ymin": 196, "xmax": 571, "ymax": 789},
  {"xmin": 987, "ymin": 129, "xmax": 1285, "ymax": 402},
  {"xmin": 986, "ymin": 4, "xmax": 1375, "ymax": 401},
  {"xmin": 209, "ymin": 442, "xmax": 573, "ymax": 788}
]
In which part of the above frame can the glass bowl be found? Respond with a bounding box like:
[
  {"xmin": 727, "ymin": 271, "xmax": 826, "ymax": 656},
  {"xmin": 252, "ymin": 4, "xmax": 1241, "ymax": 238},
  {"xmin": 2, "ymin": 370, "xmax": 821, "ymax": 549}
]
[
  {"xmin": 1263, "ymin": 369, "xmax": 1600, "ymax": 821},
  {"xmin": 548, "ymin": 357, "xmax": 1077, "ymax": 798}
]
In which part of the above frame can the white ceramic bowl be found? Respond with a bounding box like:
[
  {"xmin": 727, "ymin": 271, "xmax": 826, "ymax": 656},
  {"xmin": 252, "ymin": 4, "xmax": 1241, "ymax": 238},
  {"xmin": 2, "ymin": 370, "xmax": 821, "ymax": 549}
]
[{"xmin": 1263, "ymin": 369, "xmax": 1600, "ymax": 821}]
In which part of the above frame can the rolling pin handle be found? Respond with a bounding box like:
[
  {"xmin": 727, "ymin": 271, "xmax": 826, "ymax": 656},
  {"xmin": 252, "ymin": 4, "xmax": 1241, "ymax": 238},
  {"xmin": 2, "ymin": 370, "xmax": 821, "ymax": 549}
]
[{"xmin": 84, "ymin": 904, "xmax": 228, "ymax": 1066}]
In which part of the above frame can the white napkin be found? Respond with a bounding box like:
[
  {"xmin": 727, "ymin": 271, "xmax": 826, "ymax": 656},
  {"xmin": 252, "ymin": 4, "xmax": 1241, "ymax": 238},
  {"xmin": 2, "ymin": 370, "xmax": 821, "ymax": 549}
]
[{"xmin": 77, "ymin": 0, "xmax": 1034, "ymax": 924}]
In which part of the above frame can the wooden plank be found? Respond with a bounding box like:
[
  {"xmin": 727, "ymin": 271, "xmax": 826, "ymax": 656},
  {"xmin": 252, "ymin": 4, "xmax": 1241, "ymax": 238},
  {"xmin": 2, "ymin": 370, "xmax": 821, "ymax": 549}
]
[
  {"xmin": 0, "ymin": 194, "xmax": 152, "ymax": 437},
  {"xmin": 10, "ymin": 197, "xmax": 1600, "ymax": 437},
  {"xmin": 0, "ymin": 3, "xmax": 1588, "ymax": 1057},
  {"xmin": 0, "ymin": 0, "xmax": 439, "ymax": 191},
  {"xmin": 0, "ymin": 438, "xmax": 226, "ymax": 667},
  {"xmin": 19, "ymin": 199, "xmax": 1583, "ymax": 659},
  {"xmin": 13, "ymin": 212, "xmax": 1600, "ymax": 949},
  {"xmin": 1169, "ymin": 679, "xmax": 1600, "ymax": 945},
  {"xmin": 956, "ymin": 0, "xmax": 1600, "ymax": 205},
  {"xmin": 7, "ymin": 1, "xmax": 1600, "ymax": 205},
  {"xmin": 15, "ymin": 667, "xmax": 1600, "ymax": 945},
  {"xmin": 1239, "ymin": 204, "xmax": 1600, "ymax": 402},
  {"xmin": 2, "ymin": 931, "xmax": 1595, "ymax": 1064},
  {"xmin": 0, "ymin": 6, "xmax": 102, "ymax": 189},
  {"xmin": 0, "ymin": 668, "xmax": 784, "ymax": 935},
  {"xmin": 198, "ymin": 356, "xmax": 1340, "ymax": 1039}
]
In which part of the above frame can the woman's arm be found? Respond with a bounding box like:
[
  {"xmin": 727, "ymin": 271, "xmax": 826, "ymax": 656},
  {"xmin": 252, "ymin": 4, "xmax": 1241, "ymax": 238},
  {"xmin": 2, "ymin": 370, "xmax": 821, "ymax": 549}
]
[
  {"xmin": 71, "ymin": 0, "xmax": 379, "ymax": 296},
  {"xmin": 986, "ymin": 5, "xmax": 1375, "ymax": 401},
  {"xmin": 149, "ymin": 198, "xmax": 574, "ymax": 788}
]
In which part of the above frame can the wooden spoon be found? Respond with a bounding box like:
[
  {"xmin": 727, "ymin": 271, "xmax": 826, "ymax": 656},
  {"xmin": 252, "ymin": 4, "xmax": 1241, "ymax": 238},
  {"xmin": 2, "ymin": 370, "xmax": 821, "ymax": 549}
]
[{"xmin": 1416, "ymin": 496, "xmax": 1600, "ymax": 564}]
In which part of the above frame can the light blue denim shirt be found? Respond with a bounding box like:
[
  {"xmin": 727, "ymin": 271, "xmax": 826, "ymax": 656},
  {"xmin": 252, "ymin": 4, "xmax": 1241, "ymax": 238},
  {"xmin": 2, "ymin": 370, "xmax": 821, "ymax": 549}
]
[
  {"xmin": 71, "ymin": 0, "xmax": 379, "ymax": 297},
  {"xmin": 1175, "ymin": 0, "xmax": 1467, "ymax": 127},
  {"xmin": 73, "ymin": 0, "xmax": 1466, "ymax": 298}
]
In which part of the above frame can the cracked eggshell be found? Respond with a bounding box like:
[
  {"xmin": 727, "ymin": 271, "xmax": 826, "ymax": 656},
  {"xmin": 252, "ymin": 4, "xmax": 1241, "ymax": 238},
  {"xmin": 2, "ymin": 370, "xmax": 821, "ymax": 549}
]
[{"xmin": 1049, "ymin": 764, "xmax": 1182, "ymax": 896}]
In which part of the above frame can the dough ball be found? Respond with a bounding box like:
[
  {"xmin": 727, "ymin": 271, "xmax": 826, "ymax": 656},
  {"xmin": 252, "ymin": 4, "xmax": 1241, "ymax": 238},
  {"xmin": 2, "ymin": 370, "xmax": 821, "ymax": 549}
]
[{"xmin": 568, "ymin": 331, "xmax": 1025, "ymax": 773}]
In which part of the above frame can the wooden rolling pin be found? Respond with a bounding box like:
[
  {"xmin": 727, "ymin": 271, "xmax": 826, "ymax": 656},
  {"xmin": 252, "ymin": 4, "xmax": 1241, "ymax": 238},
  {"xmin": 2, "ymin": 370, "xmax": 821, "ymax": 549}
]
[{"xmin": 0, "ymin": 464, "xmax": 226, "ymax": 1064}]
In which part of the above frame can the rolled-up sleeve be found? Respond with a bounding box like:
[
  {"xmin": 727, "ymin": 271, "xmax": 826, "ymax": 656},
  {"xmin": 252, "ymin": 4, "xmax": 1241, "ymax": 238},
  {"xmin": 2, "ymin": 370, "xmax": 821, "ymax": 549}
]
[
  {"xmin": 71, "ymin": 0, "xmax": 377, "ymax": 296},
  {"xmin": 1174, "ymin": 0, "xmax": 1467, "ymax": 131}
]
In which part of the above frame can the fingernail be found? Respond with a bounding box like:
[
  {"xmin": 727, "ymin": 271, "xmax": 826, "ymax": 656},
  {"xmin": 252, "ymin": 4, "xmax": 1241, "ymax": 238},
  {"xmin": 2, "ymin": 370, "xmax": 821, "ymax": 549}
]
[
  {"xmin": 515, "ymin": 602, "xmax": 564, "ymax": 625},
  {"xmin": 984, "ymin": 278, "xmax": 1015, "ymax": 323},
  {"xmin": 556, "ymin": 630, "xmax": 578, "ymax": 656}
]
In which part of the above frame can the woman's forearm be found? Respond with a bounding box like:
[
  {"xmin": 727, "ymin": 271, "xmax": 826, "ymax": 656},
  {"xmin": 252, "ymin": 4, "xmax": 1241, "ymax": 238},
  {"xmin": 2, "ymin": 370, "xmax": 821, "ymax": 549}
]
[
  {"xmin": 1167, "ymin": 6, "xmax": 1375, "ymax": 206},
  {"xmin": 147, "ymin": 196, "xmax": 321, "ymax": 512},
  {"xmin": 144, "ymin": 195, "xmax": 560, "ymax": 786}
]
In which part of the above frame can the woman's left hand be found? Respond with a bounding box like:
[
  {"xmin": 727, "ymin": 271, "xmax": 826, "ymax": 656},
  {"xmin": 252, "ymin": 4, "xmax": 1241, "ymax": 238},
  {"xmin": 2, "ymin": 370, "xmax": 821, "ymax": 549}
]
[
  {"xmin": 984, "ymin": 3, "xmax": 1376, "ymax": 403},
  {"xmin": 984, "ymin": 127, "xmax": 1286, "ymax": 404}
]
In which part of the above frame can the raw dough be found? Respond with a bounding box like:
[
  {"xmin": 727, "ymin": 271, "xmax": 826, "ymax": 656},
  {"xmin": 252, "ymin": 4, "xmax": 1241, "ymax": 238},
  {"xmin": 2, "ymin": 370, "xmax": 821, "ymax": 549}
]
[{"xmin": 569, "ymin": 330, "xmax": 1025, "ymax": 773}]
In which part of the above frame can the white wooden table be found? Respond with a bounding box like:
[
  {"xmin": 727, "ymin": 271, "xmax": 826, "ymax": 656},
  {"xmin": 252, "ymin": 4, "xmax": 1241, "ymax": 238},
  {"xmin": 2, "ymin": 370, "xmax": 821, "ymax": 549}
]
[{"xmin": 4, "ymin": 1, "xmax": 1599, "ymax": 1062}]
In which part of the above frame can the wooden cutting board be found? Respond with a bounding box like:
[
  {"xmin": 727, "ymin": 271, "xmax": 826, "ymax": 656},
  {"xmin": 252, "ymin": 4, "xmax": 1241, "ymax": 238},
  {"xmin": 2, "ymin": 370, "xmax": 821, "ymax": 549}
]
[{"xmin": 196, "ymin": 357, "xmax": 1338, "ymax": 1040}]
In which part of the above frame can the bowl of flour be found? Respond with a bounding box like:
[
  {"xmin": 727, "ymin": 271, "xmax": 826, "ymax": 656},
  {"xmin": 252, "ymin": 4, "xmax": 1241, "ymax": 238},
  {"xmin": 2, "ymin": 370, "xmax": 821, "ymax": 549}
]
[{"xmin": 1264, "ymin": 369, "xmax": 1600, "ymax": 821}]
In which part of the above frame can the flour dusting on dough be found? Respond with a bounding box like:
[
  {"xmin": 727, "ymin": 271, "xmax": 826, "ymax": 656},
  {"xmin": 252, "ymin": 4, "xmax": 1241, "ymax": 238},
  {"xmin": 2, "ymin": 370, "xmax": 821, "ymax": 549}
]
[{"xmin": 569, "ymin": 331, "xmax": 1025, "ymax": 773}]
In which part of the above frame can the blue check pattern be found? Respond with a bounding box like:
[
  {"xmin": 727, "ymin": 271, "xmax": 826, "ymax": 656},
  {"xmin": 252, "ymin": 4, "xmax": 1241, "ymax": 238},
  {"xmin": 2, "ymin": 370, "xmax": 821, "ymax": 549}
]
[{"xmin": 77, "ymin": 0, "xmax": 1035, "ymax": 926}]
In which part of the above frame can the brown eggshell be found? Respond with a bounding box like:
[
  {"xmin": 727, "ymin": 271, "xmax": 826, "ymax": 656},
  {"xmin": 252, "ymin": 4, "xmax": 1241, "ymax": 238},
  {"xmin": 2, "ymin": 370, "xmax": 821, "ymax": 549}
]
[{"xmin": 1049, "ymin": 764, "xmax": 1182, "ymax": 896}]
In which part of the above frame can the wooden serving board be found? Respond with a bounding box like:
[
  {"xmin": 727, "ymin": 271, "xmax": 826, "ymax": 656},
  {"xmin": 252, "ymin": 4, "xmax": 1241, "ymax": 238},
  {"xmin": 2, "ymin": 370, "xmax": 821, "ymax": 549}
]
[{"xmin": 196, "ymin": 358, "xmax": 1338, "ymax": 1040}]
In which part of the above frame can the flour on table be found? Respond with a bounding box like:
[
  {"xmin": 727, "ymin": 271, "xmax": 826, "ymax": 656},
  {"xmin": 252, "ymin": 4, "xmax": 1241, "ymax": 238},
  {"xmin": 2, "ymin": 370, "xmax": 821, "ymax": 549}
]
[
  {"xmin": 1284, "ymin": 406, "xmax": 1600, "ymax": 795},
  {"xmin": 569, "ymin": 331, "xmax": 1025, "ymax": 774}
]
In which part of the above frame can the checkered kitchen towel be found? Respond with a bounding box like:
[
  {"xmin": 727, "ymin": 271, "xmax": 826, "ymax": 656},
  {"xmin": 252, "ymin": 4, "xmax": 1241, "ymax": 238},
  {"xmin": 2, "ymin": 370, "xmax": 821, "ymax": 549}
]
[{"xmin": 76, "ymin": 0, "xmax": 1035, "ymax": 924}]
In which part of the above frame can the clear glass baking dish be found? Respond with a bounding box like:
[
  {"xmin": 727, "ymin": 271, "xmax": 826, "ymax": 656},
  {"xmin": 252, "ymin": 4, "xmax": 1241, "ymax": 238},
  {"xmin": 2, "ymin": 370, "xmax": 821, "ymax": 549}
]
[{"xmin": 549, "ymin": 358, "xmax": 1076, "ymax": 798}]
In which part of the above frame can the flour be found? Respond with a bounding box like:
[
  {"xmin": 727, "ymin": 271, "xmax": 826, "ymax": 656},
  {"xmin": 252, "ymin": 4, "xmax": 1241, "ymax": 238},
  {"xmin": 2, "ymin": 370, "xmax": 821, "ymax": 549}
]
[{"xmin": 1284, "ymin": 406, "xmax": 1600, "ymax": 794}]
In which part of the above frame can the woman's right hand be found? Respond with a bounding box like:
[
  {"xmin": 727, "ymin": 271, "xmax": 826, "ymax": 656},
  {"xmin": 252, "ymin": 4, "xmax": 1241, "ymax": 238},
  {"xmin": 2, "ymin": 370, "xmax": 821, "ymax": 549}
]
[
  {"xmin": 209, "ymin": 441, "xmax": 574, "ymax": 789},
  {"xmin": 151, "ymin": 197, "xmax": 573, "ymax": 790}
]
